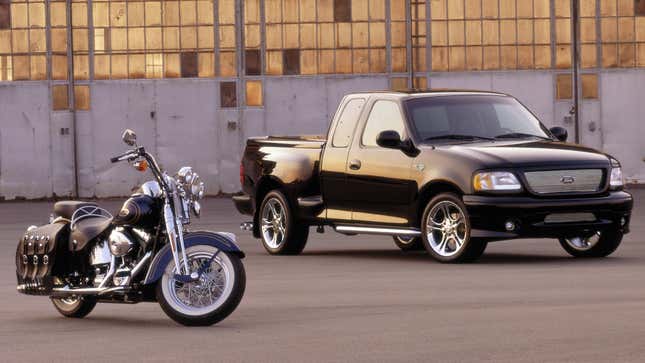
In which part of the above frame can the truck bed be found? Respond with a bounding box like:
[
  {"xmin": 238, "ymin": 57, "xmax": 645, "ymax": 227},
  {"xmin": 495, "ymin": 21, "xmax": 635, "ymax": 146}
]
[{"xmin": 247, "ymin": 135, "xmax": 326, "ymax": 148}]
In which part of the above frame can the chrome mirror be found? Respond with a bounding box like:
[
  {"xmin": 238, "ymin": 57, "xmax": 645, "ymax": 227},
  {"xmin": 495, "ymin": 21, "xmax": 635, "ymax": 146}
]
[{"xmin": 122, "ymin": 129, "xmax": 138, "ymax": 146}]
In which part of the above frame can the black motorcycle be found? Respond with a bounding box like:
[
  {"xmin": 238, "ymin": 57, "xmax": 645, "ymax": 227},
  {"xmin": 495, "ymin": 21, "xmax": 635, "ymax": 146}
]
[{"xmin": 15, "ymin": 129, "xmax": 245, "ymax": 326}]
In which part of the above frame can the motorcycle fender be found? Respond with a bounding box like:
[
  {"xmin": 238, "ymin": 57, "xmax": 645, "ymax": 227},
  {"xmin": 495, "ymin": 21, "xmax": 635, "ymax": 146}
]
[{"xmin": 142, "ymin": 231, "xmax": 244, "ymax": 285}]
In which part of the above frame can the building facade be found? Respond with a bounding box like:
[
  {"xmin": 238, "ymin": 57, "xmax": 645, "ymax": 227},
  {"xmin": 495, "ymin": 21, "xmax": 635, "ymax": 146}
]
[{"xmin": 0, "ymin": 0, "xmax": 643, "ymax": 198}]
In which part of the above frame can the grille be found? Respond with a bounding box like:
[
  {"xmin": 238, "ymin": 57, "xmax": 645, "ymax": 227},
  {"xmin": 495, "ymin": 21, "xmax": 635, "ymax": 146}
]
[{"xmin": 524, "ymin": 169, "xmax": 603, "ymax": 194}]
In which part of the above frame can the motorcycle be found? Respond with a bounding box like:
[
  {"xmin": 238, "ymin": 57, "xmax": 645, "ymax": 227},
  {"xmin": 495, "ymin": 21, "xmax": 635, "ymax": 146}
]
[{"xmin": 15, "ymin": 129, "xmax": 245, "ymax": 326}]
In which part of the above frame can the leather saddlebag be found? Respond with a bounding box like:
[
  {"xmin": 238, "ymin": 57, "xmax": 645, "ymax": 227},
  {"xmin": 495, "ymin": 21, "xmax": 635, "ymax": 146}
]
[{"xmin": 16, "ymin": 222, "xmax": 68, "ymax": 295}]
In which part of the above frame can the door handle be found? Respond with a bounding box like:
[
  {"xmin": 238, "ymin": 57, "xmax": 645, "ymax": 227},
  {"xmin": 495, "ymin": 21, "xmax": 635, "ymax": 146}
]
[{"xmin": 349, "ymin": 159, "xmax": 362, "ymax": 170}]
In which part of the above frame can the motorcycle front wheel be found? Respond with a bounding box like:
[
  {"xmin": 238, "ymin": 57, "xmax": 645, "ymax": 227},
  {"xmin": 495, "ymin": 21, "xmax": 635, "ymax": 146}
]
[{"xmin": 156, "ymin": 245, "xmax": 246, "ymax": 326}]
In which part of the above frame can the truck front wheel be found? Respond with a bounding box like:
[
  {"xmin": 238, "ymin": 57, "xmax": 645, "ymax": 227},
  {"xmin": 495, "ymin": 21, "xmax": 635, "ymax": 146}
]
[
  {"xmin": 259, "ymin": 190, "xmax": 309, "ymax": 255},
  {"xmin": 420, "ymin": 193, "xmax": 487, "ymax": 263}
]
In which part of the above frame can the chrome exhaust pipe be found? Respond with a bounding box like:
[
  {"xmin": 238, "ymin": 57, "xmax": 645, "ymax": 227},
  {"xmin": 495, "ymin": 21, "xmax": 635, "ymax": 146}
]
[
  {"xmin": 51, "ymin": 286, "xmax": 127, "ymax": 297},
  {"xmin": 240, "ymin": 221, "xmax": 253, "ymax": 231}
]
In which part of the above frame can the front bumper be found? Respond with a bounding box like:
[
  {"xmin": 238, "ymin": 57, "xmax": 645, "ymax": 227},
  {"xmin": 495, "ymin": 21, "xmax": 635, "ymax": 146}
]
[{"xmin": 463, "ymin": 191, "xmax": 633, "ymax": 240}]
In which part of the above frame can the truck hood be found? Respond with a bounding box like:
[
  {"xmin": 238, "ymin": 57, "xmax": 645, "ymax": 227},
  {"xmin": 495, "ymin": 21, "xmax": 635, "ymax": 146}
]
[{"xmin": 428, "ymin": 140, "xmax": 611, "ymax": 169}]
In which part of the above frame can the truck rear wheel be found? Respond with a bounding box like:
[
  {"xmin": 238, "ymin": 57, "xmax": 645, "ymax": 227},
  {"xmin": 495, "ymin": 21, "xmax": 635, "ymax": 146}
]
[
  {"xmin": 259, "ymin": 190, "xmax": 309, "ymax": 255},
  {"xmin": 420, "ymin": 193, "xmax": 487, "ymax": 263},
  {"xmin": 393, "ymin": 236, "xmax": 424, "ymax": 251}
]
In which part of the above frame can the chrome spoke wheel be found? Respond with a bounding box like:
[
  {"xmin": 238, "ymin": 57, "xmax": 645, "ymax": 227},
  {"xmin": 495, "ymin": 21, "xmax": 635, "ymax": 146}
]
[
  {"xmin": 426, "ymin": 200, "xmax": 468, "ymax": 257},
  {"xmin": 261, "ymin": 198, "xmax": 286, "ymax": 249},
  {"xmin": 563, "ymin": 231, "xmax": 602, "ymax": 252},
  {"xmin": 161, "ymin": 246, "xmax": 236, "ymax": 317}
]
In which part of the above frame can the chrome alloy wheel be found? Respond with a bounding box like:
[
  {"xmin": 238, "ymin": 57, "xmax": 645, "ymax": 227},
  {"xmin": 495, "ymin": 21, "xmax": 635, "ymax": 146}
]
[
  {"xmin": 425, "ymin": 201, "xmax": 468, "ymax": 257},
  {"xmin": 162, "ymin": 247, "xmax": 235, "ymax": 316},
  {"xmin": 261, "ymin": 198, "xmax": 286, "ymax": 249},
  {"xmin": 563, "ymin": 231, "xmax": 601, "ymax": 252}
]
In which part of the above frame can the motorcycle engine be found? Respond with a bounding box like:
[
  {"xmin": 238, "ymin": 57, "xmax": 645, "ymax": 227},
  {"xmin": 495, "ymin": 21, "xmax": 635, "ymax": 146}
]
[{"xmin": 108, "ymin": 228, "xmax": 135, "ymax": 257}]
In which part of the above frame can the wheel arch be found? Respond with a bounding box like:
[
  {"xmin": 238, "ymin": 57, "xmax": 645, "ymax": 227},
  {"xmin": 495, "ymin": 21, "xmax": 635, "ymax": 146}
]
[
  {"xmin": 415, "ymin": 180, "xmax": 465, "ymax": 225},
  {"xmin": 253, "ymin": 176, "xmax": 286, "ymax": 238},
  {"xmin": 143, "ymin": 231, "xmax": 245, "ymax": 285}
]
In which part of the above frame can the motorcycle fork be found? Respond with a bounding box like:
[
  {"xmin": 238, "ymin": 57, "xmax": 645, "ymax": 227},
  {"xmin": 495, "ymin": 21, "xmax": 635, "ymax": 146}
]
[{"xmin": 163, "ymin": 203, "xmax": 191, "ymax": 275}]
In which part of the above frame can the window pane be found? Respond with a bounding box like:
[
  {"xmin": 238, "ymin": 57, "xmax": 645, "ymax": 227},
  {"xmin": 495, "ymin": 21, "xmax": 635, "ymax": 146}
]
[
  {"xmin": 220, "ymin": 81, "xmax": 236, "ymax": 107},
  {"xmin": 362, "ymin": 101, "xmax": 405, "ymax": 146},
  {"xmin": 29, "ymin": 3, "xmax": 45, "ymax": 27},
  {"xmin": 52, "ymin": 85, "xmax": 69, "ymax": 111},
  {"xmin": 0, "ymin": 3, "xmax": 10, "ymax": 29},
  {"xmin": 129, "ymin": 54, "xmax": 145, "ymax": 78},
  {"xmin": 74, "ymin": 55, "xmax": 89, "ymax": 80},
  {"xmin": 556, "ymin": 74, "xmax": 572, "ymax": 99},
  {"xmin": 52, "ymin": 55, "xmax": 67, "ymax": 80},
  {"xmin": 582, "ymin": 74, "xmax": 598, "ymax": 99},
  {"xmin": 74, "ymin": 85, "xmax": 90, "ymax": 110},
  {"xmin": 198, "ymin": 52, "xmax": 214, "ymax": 77},
  {"xmin": 245, "ymin": 49, "xmax": 261, "ymax": 75},
  {"xmin": 219, "ymin": 51, "xmax": 236, "ymax": 76},
  {"xmin": 30, "ymin": 55, "xmax": 46, "ymax": 80},
  {"xmin": 246, "ymin": 80, "xmax": 263, "ymax": 106},
  {"xmin": 180, "ymin": 52, "xmax": 198, "ymax": 77},
  {"xmin": 164, "ymin": 53, "xmax": 180, "ymax": 78},
  {"xmin": 334, "ymin": 0, "xmax": 351, "ymax": 22},
  {"xmin": 332, "ymin": 98, "xmax": 365, "ymax": 147},
  {"xmin": 283, "ymin": 49, "xmax": 300, "ymax": 75}
]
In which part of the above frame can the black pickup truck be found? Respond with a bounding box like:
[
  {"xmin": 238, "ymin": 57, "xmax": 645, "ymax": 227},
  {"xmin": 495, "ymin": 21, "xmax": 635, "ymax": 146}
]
[{"xmin": 234, "ymin": 90, "xmax": 633, "ymax": 262}]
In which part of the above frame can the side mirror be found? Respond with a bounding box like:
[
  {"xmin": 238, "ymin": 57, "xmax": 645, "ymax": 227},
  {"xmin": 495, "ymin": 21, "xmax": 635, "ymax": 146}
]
[
  {"xmin": 122, "ymin": 129, "xmax": 137, "ymax": 146},
  {"xmin": 549, "ymin": 126, "xmax": 568, "ymax": 142},
  {"xmin": 376, "ymin": 130, "xmax": 403, "ymax": 149}
]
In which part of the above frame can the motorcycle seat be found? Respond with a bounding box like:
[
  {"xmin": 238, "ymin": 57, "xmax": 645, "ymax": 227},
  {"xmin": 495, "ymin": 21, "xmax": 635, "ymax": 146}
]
[
  {"xmin": 54, "ymin": 201, "xmax": 98, "ymax": 220},
  {"xmin": 70, "ymin": 217, "xmax": 112, "ymax": 251}
]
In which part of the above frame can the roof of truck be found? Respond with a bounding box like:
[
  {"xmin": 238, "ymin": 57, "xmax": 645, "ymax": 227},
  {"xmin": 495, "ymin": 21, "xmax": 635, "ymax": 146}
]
[{"xmin": 348, "ymin": 89, "xmax": 510, "ymax": 98}]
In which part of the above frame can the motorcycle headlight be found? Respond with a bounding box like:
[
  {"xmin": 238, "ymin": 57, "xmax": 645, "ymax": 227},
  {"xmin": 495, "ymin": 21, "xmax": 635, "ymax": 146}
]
[
  {"xmin": 609, "ymin": 162, "xmax": 624, "ymax": 190},
  {"xmin": 473, "ymin": 171, "xmax": 522, "ymax": 192},
  {"xmin": 176, "ymin": 166, "xmax": 205, "ymax": 201}
]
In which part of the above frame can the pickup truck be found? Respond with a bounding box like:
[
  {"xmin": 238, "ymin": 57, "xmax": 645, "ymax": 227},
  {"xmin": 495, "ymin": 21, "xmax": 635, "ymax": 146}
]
[{"xmin": 233, "ymin": 90, "xmax": 633, "ymax": 263}]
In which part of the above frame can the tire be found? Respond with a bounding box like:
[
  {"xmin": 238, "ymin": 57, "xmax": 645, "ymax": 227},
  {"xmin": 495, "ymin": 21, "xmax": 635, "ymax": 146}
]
[
  {"xmin": 559, "ymin": 228, "xmax": 623, "ymax": 258},
  {"xmin": 259, "ymin": 190, "xmax": 309, "ymax": 255},
  {"xmin": 156, "ymin": 246, "xmax": 246, "ymax": 326},
  {"xmin": 393, "ymin": 236, "xmax": 424, "ymax": 251},
  {"xmin": 51, "ymin": 296, "xmax": 97, "ymax": 318},
  {"xmin": 420, "ymin": 193, "xmax": 487, "ymax": 263}
]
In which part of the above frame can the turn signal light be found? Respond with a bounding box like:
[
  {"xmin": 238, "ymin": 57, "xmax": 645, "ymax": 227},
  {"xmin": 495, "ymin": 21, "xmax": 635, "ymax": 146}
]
[{"xmin": 134, "ymin": 159, "xmax": 148, "ymax": 172}]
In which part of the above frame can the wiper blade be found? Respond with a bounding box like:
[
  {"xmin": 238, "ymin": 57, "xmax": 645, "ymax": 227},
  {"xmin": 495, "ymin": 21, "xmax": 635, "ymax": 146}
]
[
  {"xmin": 424, "ymin": 134, "xmax": 495, "ymax": 141},
  {"xmin": 494, "ymin": 132, "xmax": 551, "ymax": 140}
]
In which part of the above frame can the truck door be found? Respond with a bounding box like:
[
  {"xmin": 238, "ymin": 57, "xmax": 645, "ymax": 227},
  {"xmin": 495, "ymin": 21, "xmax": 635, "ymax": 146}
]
[
  {"xmin": 346, "ymin": 100, "xmax": 415, "ymax": 226},
  {"xmin": 320, "ymin": 97, "xmax": 366, "ymax": 222}
]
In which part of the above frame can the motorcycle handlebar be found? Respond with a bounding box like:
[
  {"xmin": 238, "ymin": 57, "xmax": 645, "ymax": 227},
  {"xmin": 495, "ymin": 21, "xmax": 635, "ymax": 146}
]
[{"xmin": 110, "ymin": 150, "xmax": 138, "ymax": 163}]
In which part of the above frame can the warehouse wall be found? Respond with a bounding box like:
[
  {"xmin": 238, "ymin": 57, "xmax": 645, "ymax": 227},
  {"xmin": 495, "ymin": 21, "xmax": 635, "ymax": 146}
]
[{"xmin": 1, "ymin": 71, "xmax": 642, "ymax": 199}]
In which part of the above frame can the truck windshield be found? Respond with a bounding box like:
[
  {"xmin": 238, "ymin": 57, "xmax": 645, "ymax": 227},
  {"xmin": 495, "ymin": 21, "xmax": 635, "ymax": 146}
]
[{"xmin": 404, "ymin": 95, "xmax": 552, "ymax": 142}]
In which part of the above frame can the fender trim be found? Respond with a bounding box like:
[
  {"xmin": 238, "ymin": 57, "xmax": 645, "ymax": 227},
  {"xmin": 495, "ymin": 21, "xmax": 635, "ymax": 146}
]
[{"xmin": 142, "ymin": 231, "xmax": 245, "ymax": 285}]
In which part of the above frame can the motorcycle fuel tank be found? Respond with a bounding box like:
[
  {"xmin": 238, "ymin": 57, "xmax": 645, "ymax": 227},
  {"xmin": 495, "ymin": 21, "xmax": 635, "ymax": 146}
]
[{"xmin": 113, "ymin": 194, "xmax": 160, "ymax": 229}]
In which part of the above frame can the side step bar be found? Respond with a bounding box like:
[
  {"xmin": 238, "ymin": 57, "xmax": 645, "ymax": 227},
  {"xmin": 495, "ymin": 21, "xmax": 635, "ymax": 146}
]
[
  {"xmin": 51, "ymin": 286, "xmax": 127, "ymax": 298},
  {"xmin": 334, "ymin": 225, "xmax": 421, "ymax": 237}
]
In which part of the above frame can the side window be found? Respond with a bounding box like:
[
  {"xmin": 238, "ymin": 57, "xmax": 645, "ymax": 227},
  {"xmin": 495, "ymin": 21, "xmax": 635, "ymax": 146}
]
[
  {"xmin": 361, "ymin": 100, "xmax": 406, "ymax": 147},
  {"xmin": 331, "ymin": 98, "xmax": 365, "ymax": 147}
]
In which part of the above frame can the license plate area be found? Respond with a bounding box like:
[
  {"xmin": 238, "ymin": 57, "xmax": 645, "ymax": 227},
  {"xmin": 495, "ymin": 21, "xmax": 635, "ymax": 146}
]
[{"xmin": 544, "ymin": 213, "xmax": 597, "ymax": 224}]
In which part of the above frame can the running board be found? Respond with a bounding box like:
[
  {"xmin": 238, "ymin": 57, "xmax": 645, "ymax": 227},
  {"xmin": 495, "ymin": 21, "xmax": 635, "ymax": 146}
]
[{"xmin": 334, "ymin": 225, "xmax": 421, "ymax": 237}]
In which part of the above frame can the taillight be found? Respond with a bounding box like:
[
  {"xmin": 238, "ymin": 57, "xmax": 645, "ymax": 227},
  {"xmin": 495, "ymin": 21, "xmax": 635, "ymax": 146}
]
[{"xmin": 239, "ymin": 162, "xmax": 244, "ymax": 185}]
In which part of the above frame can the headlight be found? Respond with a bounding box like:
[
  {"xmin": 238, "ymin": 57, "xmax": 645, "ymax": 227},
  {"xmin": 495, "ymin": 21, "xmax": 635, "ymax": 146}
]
[
  {"xmin": 473, "ymin": 171, "xmax": 522, "ymax": 192},
  {"xmin": 610, "ymin": 167, "xmax": 624, "ymax": 189},
  {"xmin": 177, "ymin": 166, "xmax": 206, "ymax": 201}
]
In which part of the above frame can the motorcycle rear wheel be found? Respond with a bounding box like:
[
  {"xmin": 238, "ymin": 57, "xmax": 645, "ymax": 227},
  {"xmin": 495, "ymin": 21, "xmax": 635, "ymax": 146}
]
[
  {"xmin": 156, "ymin": 245, "xmax": 246, "ymax": 326},
  {"xmin": 51, "ymin": 296, "xmax": 97, "ymax": 318}
]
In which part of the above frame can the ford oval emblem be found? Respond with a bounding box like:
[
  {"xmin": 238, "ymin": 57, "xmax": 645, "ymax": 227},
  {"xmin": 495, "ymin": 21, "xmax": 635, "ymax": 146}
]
[{"xmin": 560, "ymin": 176, "xmax": 575, "ymax": 184}]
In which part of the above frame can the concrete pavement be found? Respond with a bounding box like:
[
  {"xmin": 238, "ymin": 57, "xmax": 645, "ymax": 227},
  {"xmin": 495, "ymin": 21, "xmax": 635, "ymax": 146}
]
[{"xmin": 0, "ymin": 191, "xmax": 643, "ymax": 362}]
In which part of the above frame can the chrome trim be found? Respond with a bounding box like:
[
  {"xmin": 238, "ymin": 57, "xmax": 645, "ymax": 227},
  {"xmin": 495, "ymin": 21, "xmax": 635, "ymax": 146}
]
[
  {"xmin": 141, "ymin": 180, "xmax": 163, "ymax": 198},
  {"xmin": 334, "ymin": 225, "xmax": 421, "ymax": 236},
  {"xmin": 98, "ymin": 256, "xmax": 116, "ymax": 289},
  {"xmin": 121, "ymin": 251, "xmax": 153, "ymax": 286},
  {"xmin": 51, "ymin": 286, "xmax": 127, "ymax": 297}
]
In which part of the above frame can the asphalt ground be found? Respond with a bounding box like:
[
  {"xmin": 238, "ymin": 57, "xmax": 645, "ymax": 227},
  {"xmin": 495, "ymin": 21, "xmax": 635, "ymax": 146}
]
[{"xmin": 0, "ymin": 190, "xmax": 643, "ymax": 362}]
